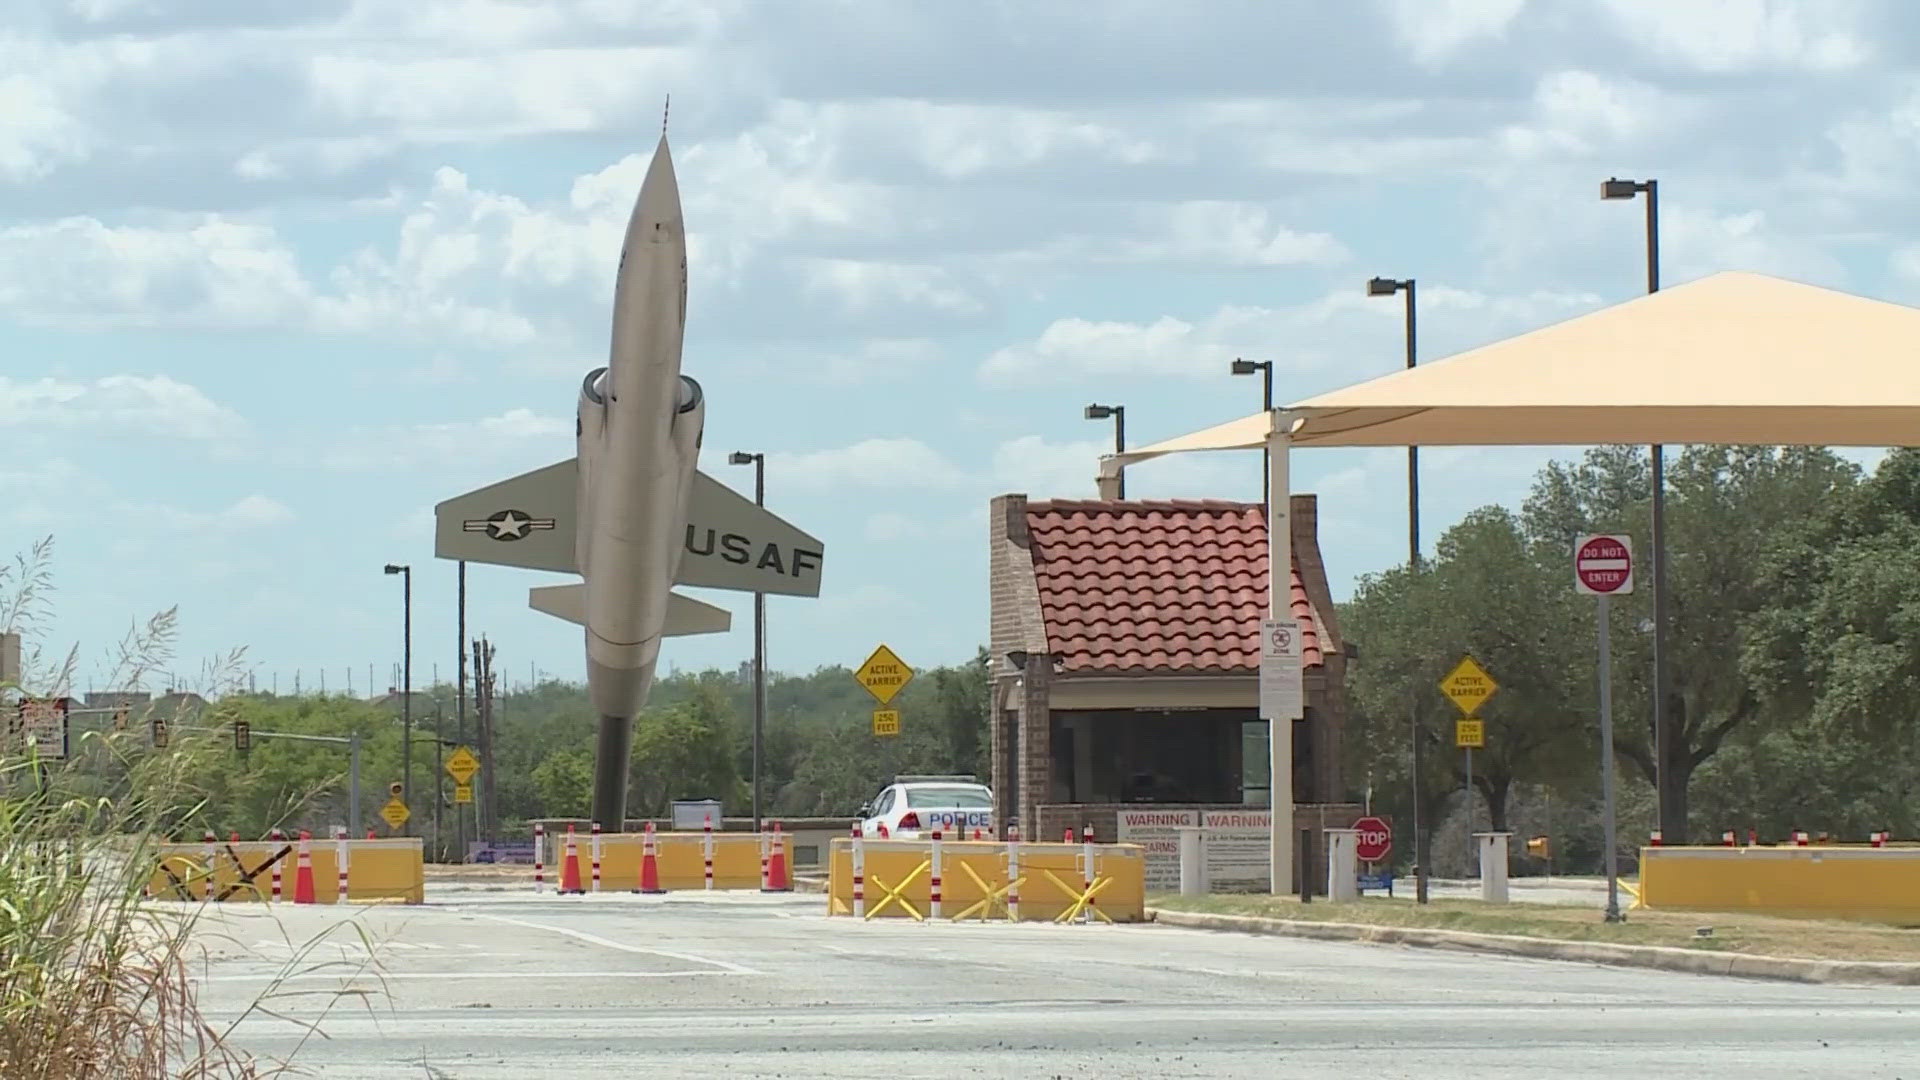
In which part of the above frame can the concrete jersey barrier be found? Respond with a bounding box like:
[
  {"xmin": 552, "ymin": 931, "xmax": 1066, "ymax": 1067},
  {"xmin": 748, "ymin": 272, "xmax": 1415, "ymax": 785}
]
[{"xmin": 1640, "ymin": 844, "xmax": 1920, "ymax": 923}]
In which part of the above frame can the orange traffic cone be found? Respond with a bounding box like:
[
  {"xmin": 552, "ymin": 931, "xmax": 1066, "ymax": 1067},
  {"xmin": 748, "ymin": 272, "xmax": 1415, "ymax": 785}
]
[
  {"xmin": 559, "ymin": 825, "xmax": 585, "ymax": 895},
  {"xmin": 636, "ymin": 822, "xmax": 664, "ymax": 894},
  {"xmin": 292, "ymin": 830, "xmax": 317, "ymax": 904},
  {"xmin": 762, "ymin": 821, "xmax": 790, "ymax": 892}
]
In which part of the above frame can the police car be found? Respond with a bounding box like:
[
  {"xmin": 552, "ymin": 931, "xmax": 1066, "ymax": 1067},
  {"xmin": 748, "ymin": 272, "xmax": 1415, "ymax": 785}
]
[{"xmin": 856, "ymin": 775, "xmax": 994, "ymax": 839}]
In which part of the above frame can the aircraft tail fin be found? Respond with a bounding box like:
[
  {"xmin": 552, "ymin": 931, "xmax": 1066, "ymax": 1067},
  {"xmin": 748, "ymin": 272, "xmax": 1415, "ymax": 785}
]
[{"xmin": 528, "ymin": 584, "xmax": 732, "ymax": 637}]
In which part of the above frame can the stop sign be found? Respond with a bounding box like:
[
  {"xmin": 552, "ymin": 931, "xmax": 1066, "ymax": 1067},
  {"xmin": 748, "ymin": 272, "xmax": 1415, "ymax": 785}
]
[{"xmin": 1354, "ymin": 816, "xmax": 1392, "ymax": 863}]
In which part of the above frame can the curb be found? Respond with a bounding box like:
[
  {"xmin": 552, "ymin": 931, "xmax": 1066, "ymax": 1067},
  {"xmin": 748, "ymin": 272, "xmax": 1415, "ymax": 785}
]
[{"xmin": 1144, "ymin": 908, "xmax": 1920, "ymax": 987}]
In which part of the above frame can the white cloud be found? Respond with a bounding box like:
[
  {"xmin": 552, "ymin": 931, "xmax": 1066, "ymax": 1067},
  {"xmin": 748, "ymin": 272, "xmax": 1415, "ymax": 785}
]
[
  {"xmin": 0, "ymin": 74, "xmax": 89, "ymax": 181},
  {"xmin": 0, "ymin": 374, "xmax": 245, "ymax": 440},
  {"xmin": 1498, "ymin": 70, "xmax": 1689, "ymax": 159},
  {"xmin": 1598, "ymin": 0, "xmax": 1868, "ymax": 73},
  {"xmin": 1010, "ymin": 201, "xmax": 1347, "ymax": 269},
  {"xmin": 1384, "ymin": 0, "xmax": 1528, "ymax": 66},
  {"xmin": 142, "ymin": 494, "xmax": 294, "ymax": 532},
  {"xmin": 979, "ymin": 286, "xmax": 1602, "ymax": 386},
  {"xmin": 801, "ymin": 259, "xmax": 985, "ymax": 317},
  {"xmin": 990, "ymin": 434, "xmax": 1259, "ymax": 502},
  {"xmin": 771, "ymin": 438, "xmax": 970, "ymax": 493},
  {"xmin": 318, "ymin": 407, "xmax": 570, "ymax": 469}
]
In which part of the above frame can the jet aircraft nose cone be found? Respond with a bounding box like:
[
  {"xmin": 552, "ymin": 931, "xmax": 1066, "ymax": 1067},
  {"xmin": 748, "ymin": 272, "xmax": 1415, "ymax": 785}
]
[{"xmin": 635, "ymin": 135, "xmax": 682, "ymax": 238}]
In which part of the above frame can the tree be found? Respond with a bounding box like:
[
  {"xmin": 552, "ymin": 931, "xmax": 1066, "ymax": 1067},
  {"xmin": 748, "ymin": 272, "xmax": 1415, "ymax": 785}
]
[
  {"xmin": 1344, "ymin": 507, "xmax": 1590, "ymax": 840},
  {"xmin": 1520, "ymin": 444, "xmax": 1861, "ymax": 842}
]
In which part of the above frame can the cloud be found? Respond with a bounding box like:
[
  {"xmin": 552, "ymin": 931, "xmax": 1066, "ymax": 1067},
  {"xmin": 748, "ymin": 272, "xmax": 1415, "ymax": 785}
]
[
  {"xmin": 978, "ymin": 285, "xmax": 1602, "ymax": 386},
  {"xmin": 863, "ymin": 511, "xmax": 924, "ymax": 543},
  {"xmin": 771, "ymin": 438, "xmax": 969, "ymax": 493},
  {"xmin": 1596, "ymin": 0, "xmax": 1869, "ymax": 73},
  {"xmin": 317, "ymin": 407, "xmax": 569, "ymax": 469},
  {"xmin": 1383, "ymin": 0, "xmax": 1528, "ymax": 66},
  {"xmin": 991, "ymin": 434, "xmax": 1258, "ymax": 502},
  {"xmin": 0, "ymin": 374, "xmax": 245, "ymax": 439},
  {"xmin": 141, "ymin": 494, "xmax": 295, "ymax": 532}
]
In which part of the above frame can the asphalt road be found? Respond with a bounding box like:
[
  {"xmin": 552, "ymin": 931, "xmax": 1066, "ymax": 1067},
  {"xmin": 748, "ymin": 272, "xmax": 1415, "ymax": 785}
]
[{"xmin": 182, "ymin": 884, "xmax": 1920, "ymax": 1078}]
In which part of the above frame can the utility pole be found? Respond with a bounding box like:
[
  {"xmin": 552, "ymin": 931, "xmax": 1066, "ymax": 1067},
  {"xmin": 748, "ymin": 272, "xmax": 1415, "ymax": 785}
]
[
  {"xmin": 456, "ymin": 559, "xmax": 468, "ymax": 860},
  {"xmin": 473, "ymin": 637, "xmax": 499, "ymax": 844}
]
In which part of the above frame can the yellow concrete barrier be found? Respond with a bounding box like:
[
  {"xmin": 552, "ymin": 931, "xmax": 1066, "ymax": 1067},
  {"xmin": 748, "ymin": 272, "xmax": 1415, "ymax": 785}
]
[
  {"xmin": 544, "ymin": 831, "xmax": 792, "ymax": 892},
  {"xmin": 147, "ymin": 837, "xmax": 424, "ymax": 905},
  {"xmin": 1640, "ymin": 845, "xmax": 1920, "ymax": 924},
  {"xmin": 825, "ymin": 837, "xmax": 1147, "ymax": 923}
]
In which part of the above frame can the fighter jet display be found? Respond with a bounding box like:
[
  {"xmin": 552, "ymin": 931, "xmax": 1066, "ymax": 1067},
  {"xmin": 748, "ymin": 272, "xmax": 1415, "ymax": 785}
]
[{"xmin": 433, "ymin": 132, "xmax": 824, "ymax": 829}]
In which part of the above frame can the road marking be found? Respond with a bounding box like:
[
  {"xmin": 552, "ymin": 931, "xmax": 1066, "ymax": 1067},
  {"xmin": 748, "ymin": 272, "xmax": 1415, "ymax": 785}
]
[
  {"xmin": 456, "ymin": 912, "xmax": 762, "ymax": 975},
  {"xmin": 199, "ymin": 969, "xmax": 737, "ymax": 983}
]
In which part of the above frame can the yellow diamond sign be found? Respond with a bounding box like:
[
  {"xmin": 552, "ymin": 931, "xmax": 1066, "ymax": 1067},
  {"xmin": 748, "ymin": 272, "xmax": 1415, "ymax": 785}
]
[
  {"xmin": 445, "ymin": 745, "xmax": 480, "ymax": 785},
  {"xmin": 871, "ymin": 709, "xmax": 900, "ymax": 737},
  {"xmin": 380, "ymin": 797, "xmax": 410, "ymax": 830},
  {"xmin": 1439, "ymin": 655, "xmax": 1498, "ymax": 716},
  {"xmin": 854, "ymin": 644, "xmax": 914, "ymax": 705},
  {"xmin": 453, "ymin": 783, "xmax": 474, "ymax": 804}
]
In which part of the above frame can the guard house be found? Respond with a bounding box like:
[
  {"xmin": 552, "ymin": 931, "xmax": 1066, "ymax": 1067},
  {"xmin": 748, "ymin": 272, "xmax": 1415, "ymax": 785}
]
[{"xmin": 988, "ymin": 494, "xmax": 1360, "ymax": 885}]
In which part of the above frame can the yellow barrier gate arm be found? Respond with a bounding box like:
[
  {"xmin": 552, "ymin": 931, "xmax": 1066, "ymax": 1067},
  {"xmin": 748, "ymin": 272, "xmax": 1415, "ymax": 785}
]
[
  {"xmin": 951, "ymin": 860, "xmax": 1026, "ymax": 922},
  {"xmin": 864, "ymin": 859, "xmax": 931, "ymax": 921},
  {"xmin": 1041, "ymin": 869, "xmax": 1115, "ymax": 925}
]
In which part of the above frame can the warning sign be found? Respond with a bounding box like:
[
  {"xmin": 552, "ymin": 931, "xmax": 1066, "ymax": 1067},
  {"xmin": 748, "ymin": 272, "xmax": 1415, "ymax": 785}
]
[{"xmin": 1116, "ymin": 808, "xmax": 1198, "ymax": 892}]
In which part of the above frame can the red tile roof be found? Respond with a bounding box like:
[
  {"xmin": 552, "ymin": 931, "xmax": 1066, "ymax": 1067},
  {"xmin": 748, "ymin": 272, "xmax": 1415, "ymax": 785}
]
[{"xmin": 1024, "ymin": 499, "xmax": 1323, "ymax": 676}]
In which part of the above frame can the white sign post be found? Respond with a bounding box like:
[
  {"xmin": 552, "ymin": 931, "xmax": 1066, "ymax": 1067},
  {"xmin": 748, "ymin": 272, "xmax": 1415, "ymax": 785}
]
[
  {"xmin": 1259, "ymin": 619, "xmax": 1303, "ymax": 728},
  {"xmin": 1575, "ymin": 533, "xmax": 1634, "ymax": 923}
]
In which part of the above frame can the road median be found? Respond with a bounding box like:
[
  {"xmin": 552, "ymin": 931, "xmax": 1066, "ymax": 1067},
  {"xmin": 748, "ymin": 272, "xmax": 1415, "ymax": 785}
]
[{"xmin": 1147, "ymin": 900, "xmax": 1920, "ymax": 986}]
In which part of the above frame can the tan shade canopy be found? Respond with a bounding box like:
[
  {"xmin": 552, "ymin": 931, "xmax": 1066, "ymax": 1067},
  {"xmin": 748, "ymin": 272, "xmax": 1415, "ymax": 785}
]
[{"xmin": 1109, "ymin": 271, "xmax": 1920, "ymax": 466}]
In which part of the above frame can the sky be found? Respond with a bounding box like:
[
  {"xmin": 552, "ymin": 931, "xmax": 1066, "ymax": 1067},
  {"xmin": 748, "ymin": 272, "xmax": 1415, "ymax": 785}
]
[{"xmin": 5, "ymin": 0, "xmax": 1917, "ymax": 698}]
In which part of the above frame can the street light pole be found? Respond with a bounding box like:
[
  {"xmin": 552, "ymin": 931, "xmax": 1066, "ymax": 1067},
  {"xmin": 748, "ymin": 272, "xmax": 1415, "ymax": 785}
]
[
  {"xmin": 729, "ymin": 450, "xmax": 768, "ymax": 832},
  {"xmin": 1084, "ymin": 404, "xmax": 1126, "ymax": 498},
  {"xmin": 1230, "ymin": 359, "xmax": 1275, "ymax": 504},
  {"xmin": 384, "ymin": 563, "xmax": 412, "ymax": 835},
  {"xmin": 1367, "ymin": 275, "xmax": 1428, "ymax": 904},
  {"xmin": 1602, "ymin": 177, "xmax": 1669, "ymax": 841}
]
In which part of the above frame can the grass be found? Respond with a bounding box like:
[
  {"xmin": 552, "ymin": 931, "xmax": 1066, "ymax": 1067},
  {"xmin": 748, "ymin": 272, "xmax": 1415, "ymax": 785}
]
[
  {"xmin": 1148, "ymin": 890, "xmax": 1920, "ymax": 963},
  {"xmin": 0, "ymin": 534, "xmax": 382, "ymax": 1078}
]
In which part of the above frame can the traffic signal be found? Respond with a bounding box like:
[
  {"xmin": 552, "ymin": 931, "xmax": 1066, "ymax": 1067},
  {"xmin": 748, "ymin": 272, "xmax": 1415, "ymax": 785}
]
[
  {"xmin": 1526, "ymin": 835, "xmax": 1550, "ymax": 858},
  {"xmin": 150, "ymin": 716, "xmax": 168, "ymax": 748},
  {"xmin": 233, "ymin": 720, "xmax": 250, "ymax": 753}
]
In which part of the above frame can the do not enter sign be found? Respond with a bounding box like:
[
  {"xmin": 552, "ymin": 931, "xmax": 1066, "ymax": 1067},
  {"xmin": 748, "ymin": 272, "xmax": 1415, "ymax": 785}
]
[
  {"xmin": 1354, "ymin": 815, "xmax": 1392, "ymax": 863},
  {"xmin": 1574, "ymin": 533, "xmax": 1634, "ymax": 595}
]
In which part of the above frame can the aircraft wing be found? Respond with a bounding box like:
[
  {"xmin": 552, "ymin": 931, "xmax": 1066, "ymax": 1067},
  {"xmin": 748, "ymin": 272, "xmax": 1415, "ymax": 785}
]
[
  {"xmin": 678, "ymin": 469, "xmax": 825, "ymax": 597},
  {"xmin": 433, "ymin": 458, "xmax": 578, "ymax": 574}
]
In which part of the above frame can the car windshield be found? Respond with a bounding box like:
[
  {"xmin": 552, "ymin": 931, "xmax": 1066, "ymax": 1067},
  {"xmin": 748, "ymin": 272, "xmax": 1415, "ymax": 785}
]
[{"xmin": 905, "ymin": 786, "xmax": 992, "ymax": 808}]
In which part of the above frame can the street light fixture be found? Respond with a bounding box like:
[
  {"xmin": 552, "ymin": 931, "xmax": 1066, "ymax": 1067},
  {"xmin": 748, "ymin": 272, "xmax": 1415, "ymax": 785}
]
[
  {"xmin": 1084, "ymin": 404, "xmax": 1126, "ymax": 498},
  {"xmin": 1365, "ymin": 274, "xmax": 1427, "ymax": 904},
  {"xmin": 1230, "ymin": 359, "xmax": 1275, "ymax": 505},
  {"xmin": 728, "ymin": 450, "xmax": 768, "ymax": 832},
  {"xmin": 384, "ymin": 562, "xmax": 412, "ymax": 834},
  {"xmin": 1601, "ymin": 175, "xmax": 1669, "ymax": 864}
]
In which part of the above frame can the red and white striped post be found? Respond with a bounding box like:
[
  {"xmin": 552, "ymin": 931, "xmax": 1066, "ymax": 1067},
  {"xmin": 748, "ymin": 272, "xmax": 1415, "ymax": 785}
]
[
  {"xmin": 703, "ymin": 814, "xmax": 715, "ymax": 891},
  {"xmin": 1005, "ymin": 825, "xmax": 1021, "ymax": 923},
  {"xmin": 1721, "ymin": 829, "xmax": 1735, "ymax": 847},
  {"xmin": 929, "ymin": 829, "xmax": 944, "ymax": 921},
  {"xmin": 334, "ymin": 825, "xmax": 349, "ymax": 903},
  {"xmin": 533, "ymin": 823, "xmax": 546, "ymax": 894},
  {"xmin": 202, "ymin": 831, "xmax": 217, "ymax": 901},
  {"xmin": 1872, "ymin": 830, "xmax": 1887, "ymax": 848},
  {"xmin": 1080, "ymin": 824, "xmax": 1096, "ymax": 924},
  {"xmin": 850, "ymin": 824, "xmax": 866, "ymax": 919},
  {"xmin": 590, "ymin": 822, "xmax": 602, "ymax": 893},
  {"xmin": 1794, "ymin": 830, "xmax": 1809, "ymax": 846},
  {"xmin": 759, "ymin": 826, "xmax": 770, "ymax": 889},
  {"xmin": 1649, "ymin": 829, "xmax": 1662, "ymax": 847}
]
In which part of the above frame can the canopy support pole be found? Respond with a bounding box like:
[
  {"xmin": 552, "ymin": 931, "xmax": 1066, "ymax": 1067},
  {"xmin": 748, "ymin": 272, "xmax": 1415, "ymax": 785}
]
[{"xmin": 1267, "ymin": 413, "xmax": 1296, "ymax": 895}]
